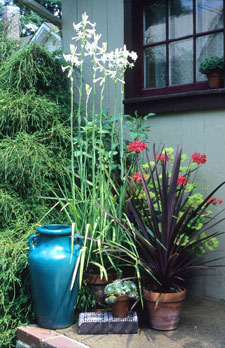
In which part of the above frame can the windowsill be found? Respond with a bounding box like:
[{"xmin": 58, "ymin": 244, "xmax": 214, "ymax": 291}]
[{"xmin": 124, "ymin": 88, "xmax": 225, "ymax": 115}]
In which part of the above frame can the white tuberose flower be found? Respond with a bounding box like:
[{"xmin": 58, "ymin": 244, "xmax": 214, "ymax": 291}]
[
  {"xmin": 63, "ymin": 45, "xmax": 83, "ymax": 67},
  {"xmin": 63, "ymin": 12, "xmax": 138, "ymax": 85}
]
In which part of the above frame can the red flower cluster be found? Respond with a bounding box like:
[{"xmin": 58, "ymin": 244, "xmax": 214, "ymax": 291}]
[
  {"xmin": 156, "ymin": 152, "xmax": 170, "ymax": 162},
  {"xmin": 131, "ymin": 173, "xmax": 147, "ymax": 183},
  {"xmin": 128, "ymin": 140, "xmax": 147, "ymax": 153},
  {"xmin": 177, "ymin": 175, "xmax": 188, "ymax": 185},
  {"xmin": 206, "ymin": 197, "xmax": 223, "ymax": 205},
  {"xmin": 192, "ymin": 152, "xmax": 207, "ymax": 165}
]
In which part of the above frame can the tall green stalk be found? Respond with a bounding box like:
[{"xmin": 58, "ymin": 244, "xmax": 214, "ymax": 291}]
[
  {"xmin": 61, "ymin": 13, "xmax": 138, "ymax": 279},
  {"xmin": 69, "ymin": 62, "xmax": 76, "ymax": 204}
]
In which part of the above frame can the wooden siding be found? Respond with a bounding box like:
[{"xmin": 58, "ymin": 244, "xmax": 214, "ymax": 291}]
[{"xmin": 62, "ymin": 0, "xmax": 124, "ymax": 113}]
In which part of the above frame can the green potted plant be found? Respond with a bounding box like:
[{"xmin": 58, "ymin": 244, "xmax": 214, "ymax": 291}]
[
  {"xmin": 199, "ymin": 56, "xmax": 224, "ymax": 88},
  {"xmin": 97, "ymin": 144, "xmax": 225, "ymax": 330},
  {"xmin": 104, "ymin": 280, "xmax": 138, "ymax": 318},
  {"xmin": 45, "ymin": 13, "xmax": 138, "ymax": 302}
]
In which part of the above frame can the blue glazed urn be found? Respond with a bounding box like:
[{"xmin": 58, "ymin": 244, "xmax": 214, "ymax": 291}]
[{"xmin": 28, "ymin": 224, "xmax": 81, "ymax": 329}]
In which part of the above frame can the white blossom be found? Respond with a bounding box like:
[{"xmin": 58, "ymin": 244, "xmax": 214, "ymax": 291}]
[
  {"xmin": 86, "ymin": 28, "xmax": 96, "ymax": 39},
  {"xmin": 85, "ymin": 41, "xmax": 98, "ymax": 57},
  {"xmin": 63, "ymin": 53, "xmax": 72, "ymax": 62},
  {"xmin": 130, "ymin": 51, "xmax": 138, "ymax": 61},
  {"xmin": 82, "ymin": 12, "xmax": 89, "ymax": 25},
  {"xmin": 62, "ymin": 65, "xmax": 70, "ymax": 72},
  {"xmin": 73, "ymin": 22, "xmax": 82, "ymax": 31},
  {"xmin": 63, "ymin": 12, "xmax": 138, "ymax": 85},
  {"xmin": 72, "ymin": 30, "xmax": 83, "ymax": 41},
  {"xmin": 85, "ymin": 83, "xmax": 92, "ymax": 98}
]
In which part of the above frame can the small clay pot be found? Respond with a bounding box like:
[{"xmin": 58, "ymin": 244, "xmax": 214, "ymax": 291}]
[
  {"xmin": 111, "ymin": 295, "xmax": 130, "ymax": 318},
  {"xmin": 143, "ymin": 288, "xmax": 186, "ymax": 330},
  {"xmin": 207, "ymin": 71, "xmax": 223, "ymax": 89},
  {"xmin": 84, "ymin": 273, "xmax": 118, "ymax": 308}
]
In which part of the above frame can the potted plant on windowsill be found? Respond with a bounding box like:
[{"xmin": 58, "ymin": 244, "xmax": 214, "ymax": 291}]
[
  {"xmin": 199, "ymin": 56, "xmax": 224, "ymax": 88},
  {"xmin": 97, "ymin": 144, "xmax": 225, "ymax": 330},
  {"xmin": 104, "ymin": 280, "xmax": 138, "ymax": 318}
]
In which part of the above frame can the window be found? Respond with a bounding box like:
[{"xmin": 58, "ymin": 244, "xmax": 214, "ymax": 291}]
[{"xmin": 124, "ymin": 0, "xmax": 225, "ymax": 114}]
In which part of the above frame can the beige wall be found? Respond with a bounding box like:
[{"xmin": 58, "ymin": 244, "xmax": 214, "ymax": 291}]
[{"xmin": 62, "ymin": 0, "xmax": 225, "ymax": 300}]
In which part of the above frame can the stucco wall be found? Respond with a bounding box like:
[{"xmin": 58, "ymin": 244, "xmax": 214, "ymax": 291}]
[{"xmin": 62, "ymin": 0, "xmax": 225, "ymax": 300}]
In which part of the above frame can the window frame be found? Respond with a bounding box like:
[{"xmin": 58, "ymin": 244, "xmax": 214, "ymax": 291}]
[{"xmin": 124, "ymin": 0, "xmax": 225, "ymax": 114}]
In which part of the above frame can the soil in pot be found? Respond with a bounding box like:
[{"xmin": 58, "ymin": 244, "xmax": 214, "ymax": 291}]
[
  {"xmin": 143, "ymin": 288, "xmax": 186, "ymax": 331},
  {"xmin": 111, "ymin": 295, "xmax": 130, "ymax": 318}
]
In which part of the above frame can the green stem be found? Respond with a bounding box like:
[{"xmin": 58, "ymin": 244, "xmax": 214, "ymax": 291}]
[
  {"xmin": 77, "ymin": 26, "xmax": 86, "ymax": 197},
  {"xmin": 99, "ymin": 69, "xmax": 107, "ymax": 226},
  {"xmin": 120, "ymin": 69, "xmax": 125, "ymax": 181},
  {"xmin": 70, "ymin": 63, "xmax": 75, "ymax": 205},
  {"xmin": 91, "ymin": 54, "xmax": 97, "ymax": 218}
]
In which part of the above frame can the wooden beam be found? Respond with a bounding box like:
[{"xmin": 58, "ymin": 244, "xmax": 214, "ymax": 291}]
[{"xmin": 18, "ymin": 0, "xmax": 62, "ymax": 29}]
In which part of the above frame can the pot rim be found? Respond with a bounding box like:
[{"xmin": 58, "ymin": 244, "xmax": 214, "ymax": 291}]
[
  {"xmin": 207, "ymin": 71, "xmax": 223, "ymax": 77},
  {"xmin": 37, "ymin": 224, "xmax": 72, "ymax": 235},
  {"xmin": 114, "ymin": 294, "xmax": 129, "ymax": 302},
  {"xmin": 143, "ymin": 287, "xmax": 186, "ymax": 303},
  {"xmin": 84, "ymin": 272, "xmax": 119, "ymax": 284}
]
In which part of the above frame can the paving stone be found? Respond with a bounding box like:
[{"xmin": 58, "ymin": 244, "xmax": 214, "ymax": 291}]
[
  {"xmin": 43, "ymin": 336, "xmax": 90, "ymax": 348},
  {"xmin": 78, "ymin": 311, "xmax": 138, "ymax": 334},
  {"xmin": 16, "ymin": 340, "xmax": 32, "ymax": 348}
]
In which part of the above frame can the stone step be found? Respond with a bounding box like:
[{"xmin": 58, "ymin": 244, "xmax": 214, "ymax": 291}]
[{"xmin": 17, "ymin": 325, "xmax": 90, "ymax": 348}]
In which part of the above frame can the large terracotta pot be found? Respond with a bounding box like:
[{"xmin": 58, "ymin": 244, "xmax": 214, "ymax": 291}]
[
  {"xmin": 84, "ymin": 272, "xmax": 118, "ymax": 309},
  {"xmin": 143, "ymin": 288, "xmax": 186, "ymax": 330},
  {"xmin": 207, "ymin": 71, "xmax": 223, "ymax": 89},
  {"xmin": 111, "ymin": 295, "xmax": 130, "ymax": 318}
]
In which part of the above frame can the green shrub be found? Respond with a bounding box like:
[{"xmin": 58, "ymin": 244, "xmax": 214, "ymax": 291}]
[
  {"xmin": 0, "ymin": 132, "xmax": 69, "ymax": 196},
  {"xmin": 0, "ymin": 44, "xmax": 69, "ymax": 102},
  {"xmin": 0, "ymin": 226, "xmax": 34, "ymax": 347},
  {"xmin": 0, "ymin": 90, "xmax": 69, "ymax": 136},
  {"xmin": 0, "ymin": 39, "xmax": 72, "ymax": 347}
]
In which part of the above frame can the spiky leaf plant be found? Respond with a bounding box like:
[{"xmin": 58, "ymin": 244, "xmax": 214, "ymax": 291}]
[{"xmin": 97, "ymin": 145, "xmax": 225, "ymax": 293}]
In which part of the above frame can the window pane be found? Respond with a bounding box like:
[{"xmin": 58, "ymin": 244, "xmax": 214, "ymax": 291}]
[
  {"xmin": 144, "ymin": 45, "xmax": 166, "ymax": 88},
  {"xmin": 144, "ymin": 1, "xmax": 166, "ymax": 44},
  {"xmin": 196, "ymin": 32, "xmax": 224, "ymax": 81},
  {"xmin": 169, "ymin": 0, "xmax": 193, "ymax": 39},
  {"xmin": 196, "ymin": 0, "xmax": 223, "ymax": 33},
  {"xmin": 169, "ymin": 39, "xmax": 193, "ymax": 85}
]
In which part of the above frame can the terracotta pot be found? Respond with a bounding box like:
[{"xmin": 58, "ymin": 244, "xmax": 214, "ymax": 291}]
[
  {"xmin": 111, "ymin": 295, "xmax": 130, "ymax": 318},
  {"xmin": 207, "ymin": 71, "xmax": 223, "ymax": 89},
  {"xmin": 143, "ymin": 288, "xmax": 186, "ymax": 330},
  {"xmin": 84, "ymin": 272, "xmax": 118, "ymax": 307},
  {"xmin": 84, "ymin": 272, "xmax": 118, "ymax": 285}
]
